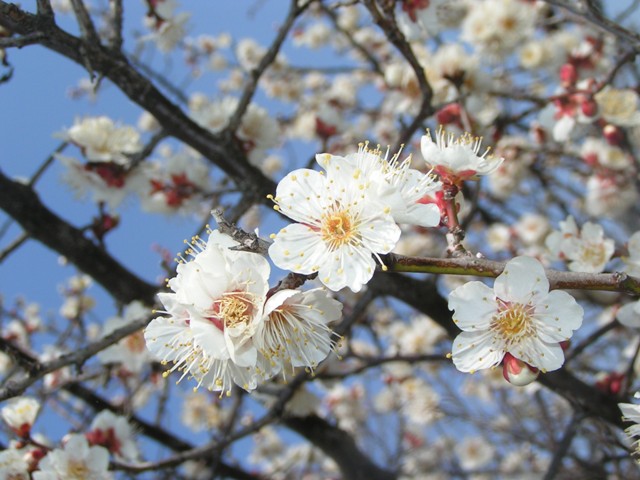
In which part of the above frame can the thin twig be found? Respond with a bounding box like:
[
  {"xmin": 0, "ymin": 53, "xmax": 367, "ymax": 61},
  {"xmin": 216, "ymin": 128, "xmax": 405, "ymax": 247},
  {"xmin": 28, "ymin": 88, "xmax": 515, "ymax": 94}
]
[
  {"xmin": 0, "ymin": 32, "xmax": 45, "ymax": 48},
  {"xmin": 0, "ymin": 314, "xmax": 154, "ymax": 401},
  {"xmin": 227, "ymin": 0, "xmax": 311, "ymax": 132}
]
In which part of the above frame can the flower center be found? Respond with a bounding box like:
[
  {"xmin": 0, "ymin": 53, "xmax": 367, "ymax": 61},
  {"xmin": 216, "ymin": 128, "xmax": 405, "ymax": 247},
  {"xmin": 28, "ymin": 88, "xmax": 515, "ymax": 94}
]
[
  {"xmin": 321, "ymin": 209, "xmax": 356, "ymax": 250},
  {"xmin": 209, "ymin": 291, "xmax": 256, "ymax": 331},
  {"xmin": 124, "ymin": 331, "xmax": 147, "ymax": 353},
  {"xmin": 581, "ymin": 242, "xmax": 606, "ymax": 267},
  {"xmin": 67, "ymin": 459, "xmax": 89, "ymax": 479},
  {"xmin": 491, "ymin": 300, "xmax": 535, "ymax": 344}
]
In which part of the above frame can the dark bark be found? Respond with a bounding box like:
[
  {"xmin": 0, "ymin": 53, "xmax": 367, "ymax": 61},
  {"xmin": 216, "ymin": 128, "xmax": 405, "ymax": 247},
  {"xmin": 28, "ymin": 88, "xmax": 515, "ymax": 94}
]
[{"xmin": 284, "ymin": 415, "xmax": 397, "ymax": 480}]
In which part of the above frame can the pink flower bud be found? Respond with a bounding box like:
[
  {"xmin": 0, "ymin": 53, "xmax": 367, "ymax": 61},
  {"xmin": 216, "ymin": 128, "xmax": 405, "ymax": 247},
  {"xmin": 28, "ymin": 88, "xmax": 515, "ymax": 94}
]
[
  {"xmin": 559, "ymin": 63, "xmax": 577, "ymax": 87},
  {"xmin": 581, "ymin": 99, "xmax": 598, "ymax": 117},
  {"xmin": 502, "ymin": 353, "xmax": 539, "ymax": 386}
]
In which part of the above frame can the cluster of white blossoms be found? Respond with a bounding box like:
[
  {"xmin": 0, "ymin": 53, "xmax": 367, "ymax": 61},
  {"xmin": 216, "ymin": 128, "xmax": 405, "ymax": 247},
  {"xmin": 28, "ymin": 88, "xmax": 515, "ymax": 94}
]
[
  {"xmin": 0, "ymin": 396, "xmax": 138, "ymax": 479},
  {"xmin": 268, "ymin": 143, "xmax": 442, "ymax": 292},
  {"xmin": 144, "ymin": 229, "xmax": 342, "ymax": 395}
]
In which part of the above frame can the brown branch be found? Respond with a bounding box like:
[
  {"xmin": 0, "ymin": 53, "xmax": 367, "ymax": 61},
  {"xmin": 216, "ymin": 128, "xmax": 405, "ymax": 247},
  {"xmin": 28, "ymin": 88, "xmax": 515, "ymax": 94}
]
[
  {"xmin": 0, "ymin": 314, "xmax": 153, "ymax": 402},
  {"xmin": 284, "ymin": 416, "xmax": 397, "ymax": 480},
  {"xmin": 0, "ymin": 168, "xmax": 158, "ymax": 305},
  {"xmin": 0, "ymin": 2, "xmax": 276, "ymax": 201},
  {"xmin": 385, "ymin": 253, "xmax": 640, "ymax": 296},
  {"xmin": 227, "ymin": 0, "xmax": 310, "ymax": 132},
  {"xmin": 362, "ymin": 0, "xmax": 434, "ymax": 148}
]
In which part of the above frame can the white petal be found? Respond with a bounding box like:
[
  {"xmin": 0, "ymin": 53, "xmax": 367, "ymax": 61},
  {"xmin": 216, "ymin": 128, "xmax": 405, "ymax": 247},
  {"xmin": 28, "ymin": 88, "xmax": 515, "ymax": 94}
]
[
  {"xmin": 533, "ymin": 290, "xmax": 583, "ymax": 342},
  {"xmin": 317, "ymin": 243, "xmax": 377, "ymax": 292},
  {"xmin": 190, "ymin": 317, "xmax": 229, "ymax": 360},
  {"xmin": 494, "ymin": 256, "xmax": 549, "ymax": 303},
  {"xmin": 397, "ymin": 202, "xmax": 441, "ymax": 228},
  {"xmin": 514, "ymin": 337, "xmax": 564, "ymax": 371},
  {"xmin": 448, "ymin": 281, "xmax": 497, "ymax": 331},
  {"xmin": 617, "ymin": 301, "xmax": 640, "ymax": 328},
  {"xmin": 274, "ymin": 168, "xmax": 326, "ymax": 224},
  {"xmin": 452, "ymin": 331, "xmax": 504, "ymax": 372},
  {"xmin": 269, "ymin": 223, "xmax": 329, "ymax": 274}
]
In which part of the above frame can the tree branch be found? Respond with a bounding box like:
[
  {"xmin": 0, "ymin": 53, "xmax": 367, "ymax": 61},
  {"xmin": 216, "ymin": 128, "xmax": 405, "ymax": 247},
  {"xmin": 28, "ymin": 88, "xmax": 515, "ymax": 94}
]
[{"xmin": 0, "ymin": 168, "xmax": 158, "ymax": 305}]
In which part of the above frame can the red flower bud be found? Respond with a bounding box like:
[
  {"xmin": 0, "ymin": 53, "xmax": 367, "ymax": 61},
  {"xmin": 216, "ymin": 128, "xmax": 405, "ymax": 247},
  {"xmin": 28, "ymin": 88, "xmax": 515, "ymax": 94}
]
[
  {"xmin": 559, "ymin": 63, "xmax": 578, "ymax": 87},
  {"xmin": 502, "ymin": 353, "xmax": 539, "ymax": 386}
]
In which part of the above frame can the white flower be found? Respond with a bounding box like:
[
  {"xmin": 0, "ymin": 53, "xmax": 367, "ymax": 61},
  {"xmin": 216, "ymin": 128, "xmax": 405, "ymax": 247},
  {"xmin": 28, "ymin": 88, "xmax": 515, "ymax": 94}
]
[
  {"xmin": 559, "ymin": 222, "xmax": 614, "ymax": 273},
  {"xmin": 594, "ymin": 88, "xmax": 640, "ymax": 127},
  {"xmin": 60, "ymin": 116, "xmax": 142, "ymax": 164},
  {"xmin": 397, "ymin": 0, "xmax": 466, "ymax": 40},
  {"xmin": 257, "ymin": 288, "xmax": 342, "ymax": 375},
  {"xmin": 624, "ymin": 231, "xmax": 640, "ymax": 277},
  {"xmin": 143, "ymin": 9, "xmax": 190, "ymax": 53},
  {"xmin": 98, "ymin": 301, "xmax": 152, "ymax": 374},
  {"xmin": 513, "ymin": 212, "xmax": 549, "ymax": 247},
  {"xmin": 86, "ymin": 410, "xmax": 139, "ymax": 461},
  {"xmin": 619, "ymin": 401, "xmax": 640, "ymax": 459},
  {"xmin": 456, "ymin": 436, "xmax": 495, "ymax": 471},
  {"xmin": 448, "ymin": 256, "xmax": 583, "ymax": 373},
  {"xmin": 316, "ymin": 144, "xmax": 442, "ymax": 228},
  {"xmin": 461, "ymin": 0, "xmax": 536, "ymax": 58},
  {"xmin": 137, "ymin": 148, "xmax": 211, "ymax": 215},
  {"xmin": 1, "ymin": 397, "xmax": 40, "ymax": 437},
  {"xmin": 0, "ymin": 448, "xmax": 30, "ymax": 480},
  {"xmin": 236, "ymin": 38, "xmax": 266, "ymax": 71},
  {"xmin": 145, "ymin": 230, "xmax": 270, "ymax": 394},
  {"xmin": 420, "ymin": 127, "xmax": 503, "ymax": 184},
  {"xmin": 617, "ymin": 300, "xmax": 640, "ymax": 328},
  {"xmin": 57, "ymin": 154, "xmax": 145, "ymax": 210},
  {"xmin": 33, "ymin": 434, "xmax": 112, "ymax": 480},
  {"xmin": 268, "ymin": 154, "xmax": 401, "ymax": 292},
  {"xmin": 181, "ymin": 392, "xmax": 227, "ymax": 432},
  {"xmin": 581, "ymin": 137, "xmax": 632, "ymax": 171},
  {"xmin": 545, "ymin": 215, "xmax": 579, "ymax": 260},
  {"xmin": 584, "ymin": 174, "xmax": 637, "ymax": 218}
]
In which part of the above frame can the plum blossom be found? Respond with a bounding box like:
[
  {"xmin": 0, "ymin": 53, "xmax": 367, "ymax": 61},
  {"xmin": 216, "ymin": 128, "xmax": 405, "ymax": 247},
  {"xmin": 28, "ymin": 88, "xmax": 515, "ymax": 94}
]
[
  {"xmin": 461, "ymin": 0, "xmax": 537, "ymax": 58},
  {"xmin": 137, "ymin": 147, "xmax": 212, "ymax": 215},
  {"xmin": 0, "ymin": 448, "xmax": 30, "ymax": 479},
  {"xmin": 98, "ymin": 301, "xmax": 152, "ymax": 375},
  {"xmin": 257, "ymin": 288, "xmax": 342, "ymax": 375},
  {"xmin": 448, "ymin": 256, "xmax": 583, "ymax": 373},
  {"xmin": 143, "ymin": 0, "xmax": 190, "ymax": 53},
  {"xmin": 594, "ymin": 88, "xmax": 640, "ymax": 127},
  {"xmin": 33, "ymin": 434, "xmax": 112, "ymax": 480},
  {"xmin": 623, "ymin": 231, "xmax": 640, "ymax": 278},
  {"xmin": 617, "ymin": 300, "xmax": 640, "ymax": 328},
  {"xmin": 145, "ymin": 230, "xmax": 270, "ymax": 394},
  {"xmin": 59, "ymin": 116, "xmax": 142, "ymax": 164},
  {"xmin": 619, "ymin": 399, "xmax": 640, "ymax": 460},
  {"xmin": 268, "ymin": 148, "xmax": 404, "ymax": 292},
  {"xmin": 545, "ymin": 217, "xmax": 614, "ymax": 273},
  {"xmin": 1, "ymin": 397, "xmax": 40, "ymax": 437},
  {"xmin": 397, "ymin": 0, "xmax": 467, "ymax": 40},
  {"xmin": 86, "ymin": 410, "xmax": 139, "ymax": 461},
  {"xmin": 420, "ymin": 127, "xmax": 503, "ymax": 185},
  {"xmin": 145, "ymin": 229, "xmax": 341, "ymax": 394}
]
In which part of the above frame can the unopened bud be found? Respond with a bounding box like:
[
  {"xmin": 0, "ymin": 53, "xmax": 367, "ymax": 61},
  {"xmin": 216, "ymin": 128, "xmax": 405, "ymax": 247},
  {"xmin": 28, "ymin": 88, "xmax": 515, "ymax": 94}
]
[
  {"xmin": 502, "ymin": 353, "xmax": 539, "ymax": 386},
  {"xmin": 603, "ymin": 124, "xmax": 624, "ymax": 145},
  {"xmin": 436, "ymin": 103, "xmax": 461, "ymax": 126},
  {"xmin": 559, "ymin": 63, "xmax": 578, "ymax": 87},
  {"xmin": 595, "ymin": 371, "xmax": 625, "ymax": 395},
  {"xmin": 580, "ymin": 98, "xmax": 598, "ymax": 117}
]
